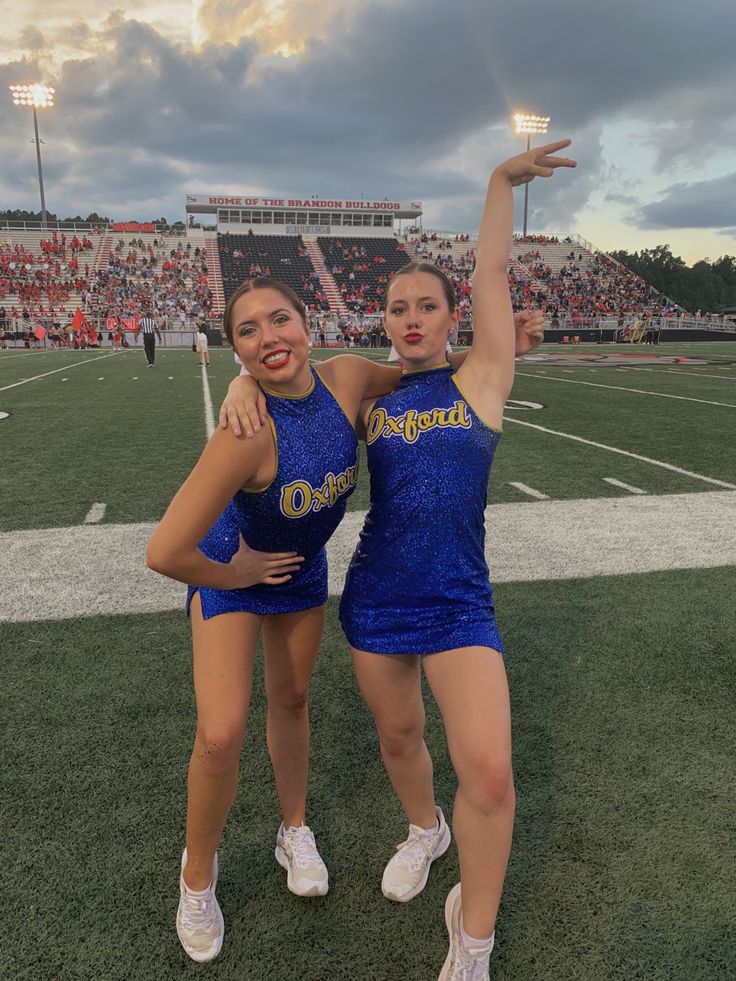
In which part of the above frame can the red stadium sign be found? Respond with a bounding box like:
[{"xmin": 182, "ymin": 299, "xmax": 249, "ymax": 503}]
[{"xmin": 111, "ymin": 222, "xmax": 156, "ymax": 233}]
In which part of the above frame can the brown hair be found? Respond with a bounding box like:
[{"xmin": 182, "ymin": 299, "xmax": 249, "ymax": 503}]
[
  {"xmin": 384, "ymin": 261, "xmax": 457, "ymax": 313},
  {"xmin": 223, "ymin": 278, "xmax": 306, "ymax": 345}
]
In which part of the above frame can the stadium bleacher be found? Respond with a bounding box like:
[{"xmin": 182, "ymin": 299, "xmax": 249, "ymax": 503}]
[
  {"xmin": 316, "ymin": 237, "xmax": 411, "ymax": 314},
  {"xmin": 218, "ymin": 234, "xmax": 330, "ymax": 314}
]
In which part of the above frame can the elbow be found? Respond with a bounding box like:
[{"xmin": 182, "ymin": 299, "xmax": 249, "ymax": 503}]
[{"xmin": 146, "ymin": 536, "xmax": 173, "ymax": 577}]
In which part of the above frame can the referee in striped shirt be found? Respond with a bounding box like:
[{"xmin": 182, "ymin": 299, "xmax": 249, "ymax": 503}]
[{"xmin": 139, "ymin": 310, "xmax": 161, "ymax": 367}]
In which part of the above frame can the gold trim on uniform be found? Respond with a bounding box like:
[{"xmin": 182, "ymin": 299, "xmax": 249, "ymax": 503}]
[
  {"xmin": 401, "ymin": 361, "xmax": 450, "ymax": 376},
  {"xmin": 241, "ymin": 416, "xmax": 279, "ymax": 493},
  {"xmin": 450, "ymin": 376, "xmax": 503, "ymax": 434},
  {"xmin": 260, "ymin": 373, "xmax": 316, "ymax": 400}
]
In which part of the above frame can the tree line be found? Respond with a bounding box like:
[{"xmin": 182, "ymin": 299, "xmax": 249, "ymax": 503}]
[
  {"xmin": 610, "ymin": 245, "xmax": 736, "ymax": 314},
  {"xmin": 0, "ymin": 209, "xmax": 180, "ymax": 227}
]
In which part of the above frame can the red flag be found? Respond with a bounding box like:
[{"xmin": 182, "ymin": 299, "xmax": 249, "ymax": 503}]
[
  {"xmin": 34, "ymin": 324, "xmax": 47, "ymax": 340},
  {"xmin": 70, "ymin": 307, "xmax": 84, "ymax": 332}
]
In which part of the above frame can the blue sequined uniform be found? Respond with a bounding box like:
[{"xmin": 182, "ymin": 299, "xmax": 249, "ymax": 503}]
[
  {"xmin": 188, "ymin": 367, "xmax": 358, "ymax": 619},
  {"xmin": 339, "ymin": 365, "xmax": 505, "ymax": 655}
]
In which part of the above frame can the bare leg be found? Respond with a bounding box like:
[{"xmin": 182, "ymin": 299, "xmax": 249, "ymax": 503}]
[
  {"xmin": 351, "ymin": 648, "xmax": 436, "ymax": 829},
  {"xmin": 423, "ymin": 646, "xmax": 515, "ymax": 939},
  {"xmin": 183, "ymin": 593, "xmax": 263, "ymax": 890},
  {"xmin": 263, "ymin": 606, "xmax": 326, "ymax": 828}
]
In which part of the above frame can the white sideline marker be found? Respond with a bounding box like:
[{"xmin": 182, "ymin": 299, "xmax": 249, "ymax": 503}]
[
  {"xmin": 201, "ymin": 362, "xmax": 215, "ymax": 438},
  {"xmin": 509, "ymin": 482, "xmax": 549, "ymax": 500},
  {"xmin": 603, "ymin": 478, "xmax": 646, "ymax": 495},
  {"xmin": 6, "ymin": 490, "xmax": 736, "ymax": 622},
  {"xmin": 84, "ymin": 503, "xmax": 106, "ymax": 524}
]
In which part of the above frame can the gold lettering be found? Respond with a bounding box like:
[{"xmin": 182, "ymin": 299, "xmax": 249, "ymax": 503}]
[
  {"xmin": 366, "ymin": 408, "xmax": 386, "ymax": 445},
  {"xmin": 280, "ymin": 481, "xmax": 312, "ymax": 518},
  {"xmin": 403, "ymin": 410, "xmax": 418, "ymax": 443},
  {"xmin": 446, "ymin": 401, "xmax": 471, "ymax": 429},
  {"xmin": 325, "ymin": 472, "xmax": 338, "ymax": 507}
]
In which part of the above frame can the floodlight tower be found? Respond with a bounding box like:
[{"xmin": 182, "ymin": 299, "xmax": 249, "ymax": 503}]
[
  {"xmin": 9, "ymin": 84, "xmax": 56, "ymax": 229},
  {"xmin": 513, "ymin": 112, "xmax": 550, "ymax": 239}
]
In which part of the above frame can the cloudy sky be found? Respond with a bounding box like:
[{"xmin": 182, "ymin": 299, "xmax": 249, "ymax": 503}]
[{"xmin": 2, "ymin": 0, "xmax": 735, "ymax": 263}]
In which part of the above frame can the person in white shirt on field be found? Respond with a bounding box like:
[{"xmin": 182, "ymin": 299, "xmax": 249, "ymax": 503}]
[{"xmin": 196, "ymin": 326, "xmax": 210, "ymax": 367}]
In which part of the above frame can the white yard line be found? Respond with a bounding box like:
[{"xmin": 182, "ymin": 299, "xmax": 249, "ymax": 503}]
[
  {"xmin": 83, "ymin": 503, "xmax": 107, "ymax": 524},
  {"xmin": 0, "ymin": 352, "xmax": 54, "ymax": 362},
  {"xmin": 603, "ymin": 477, "xmax": 647, "ymax": 495},
  {"xmin": 613, "ymin": 366, "xmax": 736, "ymax": 382},
  {"xmin": 663, "ymin": 368, "xmax": 736, "ymax": 381},
  {"xmin": 515, "ymin": 370, "xmax": 736, "ymax": 409},
  {"xmin": 201, "ymin": 363, "xmax": 215, "ymax": 438},
  {"xmin": 501, "ymin": 415, "xmax": 736, "ymax": 489},
  {"xmin": 509, "ymin": 482, "xmax": 549, "ymax": 500},
  {"xmin": 0, "ymin": 352, "xmax": 122, "ymax": 393},
  {"xmin": 2, "ymin": 490, "xmax": 735, "ymax": 622}
]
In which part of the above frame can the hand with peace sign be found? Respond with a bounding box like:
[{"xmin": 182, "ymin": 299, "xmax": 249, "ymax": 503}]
[{"xmin": 495, "ymin": 138, "xmax": 577, "ymax": 186}]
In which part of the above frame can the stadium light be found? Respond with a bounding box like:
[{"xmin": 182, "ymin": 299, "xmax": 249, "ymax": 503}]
[
  {"xmin": 513, "ymin": 112, "xmax": 550, "ymax": 239},
  {"xmin": 9, "ymin": 84, "xmax": 56, "ymax": 230}
]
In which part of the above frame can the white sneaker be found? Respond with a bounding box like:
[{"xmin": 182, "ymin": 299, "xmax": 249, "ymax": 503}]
[
  {"xmin": 381, "ymin": 805, "xmax": 451, "ymax": 902},
  {"xmin": 176, "ymin": 849, "xmax": 224, "ymax": 963},
  {"xmin": 438, "ymin": 883, "xmax": 494, "ymax": 981},
  {"xmin": 275, "ymin": 823, "xmax": 329, "ymax": 896}
]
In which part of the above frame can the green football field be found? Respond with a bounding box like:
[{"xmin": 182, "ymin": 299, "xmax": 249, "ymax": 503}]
[{"xmin": 1, "ymin": 341, "xmax": 735, "ymax": 980}]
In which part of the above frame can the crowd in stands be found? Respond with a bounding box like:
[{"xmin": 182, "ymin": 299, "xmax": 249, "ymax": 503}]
[
  {"xmin": 317, "ymin": 237, "xmax": 411, "ymax": 314},
  {"xmin": 414, "ymin": 238, "xmax": 680, "ymax": 324},
  {"xmin": 512, "ymin": 234, "xmax": 569, "ymax": 245},
  {"xmin": 517, "ymin": 251, "xmax": 679, "ymax": 323},
  {"xmin": 418, "ymin": 232, "xmax": 473, "ymax": 244},
  {"xmin": 0, "ymin": 229, "xmax": 97, "ymax": 324},
  {"xmin": 85, "ymin": 239, "xmax": 212, "ymax": 328}
]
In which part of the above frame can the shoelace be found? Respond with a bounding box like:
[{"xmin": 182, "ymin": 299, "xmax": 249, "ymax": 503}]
[
  {"xmin": 447, "ymin": 939, "xmax": 489, "ymax": 981},
  {"xmin": 286, "ymin": 827, "xmax": 322, "ymax": 867},
  {"xmin": 180, "ymin": 893, "xmax": 216, "ymax": 932},
  {"xmin": 394, "ymin": 828, "xmax": 437, "ymax": 872}
]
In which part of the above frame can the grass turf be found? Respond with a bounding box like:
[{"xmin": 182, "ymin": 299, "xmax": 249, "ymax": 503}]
[
  {"xmin": 1, "ymin": 567, "xmax": 735, "ymax": 980},
  {"xmin": 2, "ymin": 343, "xmax": 736, "ymax": 531}
]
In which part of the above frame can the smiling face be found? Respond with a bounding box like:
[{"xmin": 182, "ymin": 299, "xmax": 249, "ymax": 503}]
[
  {"xmin": 228, "ymin": 285, "xmax": 312, "ymax": 394},
  {"xmin": 384, "ymin": 269, "xmax": 460, "ymax": 369}
]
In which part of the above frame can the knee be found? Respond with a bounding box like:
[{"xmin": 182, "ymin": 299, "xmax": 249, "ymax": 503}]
[
  {"xmin": 378, "ymin": 718, "xmax": 425, "ymax": 759},
  {"xmin": 268, "ymin": 686, "xmax": 309, "ymax": 718},
  {"xmin": 195, "ymin": 726, "xmax": 243, "ymax": 775},
  {"xmin": 459, "ymin": 758, "xmax": 515, "ymax": 814}
]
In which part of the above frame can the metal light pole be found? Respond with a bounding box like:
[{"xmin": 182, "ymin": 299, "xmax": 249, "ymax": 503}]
[
  {"xmin": 513, "ymin": 113, "xmax": 550, "ymax": 238},
  {"xmin": 9, "ymin": 84, "xmax": 56, "ymax": 230}
]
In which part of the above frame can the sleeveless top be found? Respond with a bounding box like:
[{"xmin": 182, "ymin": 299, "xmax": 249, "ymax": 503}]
[
  {"xmin": 339, "ymin": 364, "xmax": 505, "ymax": 655},
  {"xmin": 189, "ymin": 366, "xmax": 358, "ymax": 618}
]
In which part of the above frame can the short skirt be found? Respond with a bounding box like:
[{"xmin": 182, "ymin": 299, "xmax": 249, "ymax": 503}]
[
  {"xmin": 339, "ymin": 588, "xmax": 505, "ymax": 657},
  {"xmin": 187, "ymin": 548, "xmax": 328, "ymax": 619}
]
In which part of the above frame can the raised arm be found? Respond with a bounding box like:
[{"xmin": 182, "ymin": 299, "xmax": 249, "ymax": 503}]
[
  {"xmin": 146, "ymin": 426, "xmax": 302, "ymax": 588},
  {"xmin": 456, "ymin": 140, "xmax": 575, "ymax": 422}
]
